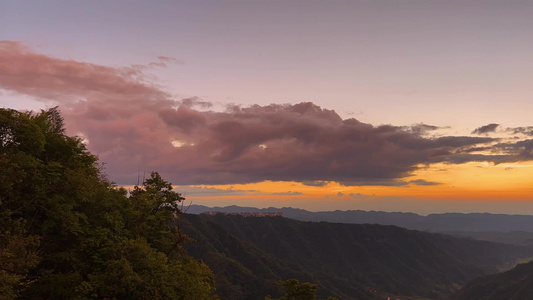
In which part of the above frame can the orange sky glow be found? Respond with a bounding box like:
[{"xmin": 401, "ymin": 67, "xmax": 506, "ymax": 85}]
[
  {"xmin": 3, "ymin": 1, "xmax": 533, "ymax": 214},
  {"xmin": 175, "ymin": 160, "xmax": 533, "ymax": 214}
]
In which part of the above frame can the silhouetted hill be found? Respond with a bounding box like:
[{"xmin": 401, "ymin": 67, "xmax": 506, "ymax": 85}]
[
  {"xmin": 452, "ymin": 261, "xmax": 533, "ymax": 300},
  {"xmin": 181, "ymin": 213, "xmax": 533, "ymax": 300},
  {"xmin": 187, "ymin": 205, "xmax": 533, "ymax": 233}
]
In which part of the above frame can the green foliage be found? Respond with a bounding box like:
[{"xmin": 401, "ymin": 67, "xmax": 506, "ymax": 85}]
[
  {"xmin": 266, "ymin": 279, "xmax": 317, "ymax": 300},
  {"xmin": 0, "ymin": 108, "xmax": 217, "ymax": 299},
  {"xmin": 0, "ymin": 217, "xmax": 40, "ymax": 299},
  {"xmin": 128, "ymin": 172, "xmax": 186, "ymax": 254},
  {"xmin": 85, "ymin": 238, "xmax": 216, "ymax": 299},
  {"xmin": 265, "ymin": 279, "xmax": 338, "ymax": 300}
]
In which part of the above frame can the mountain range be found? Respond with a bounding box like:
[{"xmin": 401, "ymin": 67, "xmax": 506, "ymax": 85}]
[
  {"xmin": 186, "ymin": 205, "xmax": 533, "ymax": 233},
  {"xmin": 180, "ymin": 213, "xmax": 533, "ymax": 299}
]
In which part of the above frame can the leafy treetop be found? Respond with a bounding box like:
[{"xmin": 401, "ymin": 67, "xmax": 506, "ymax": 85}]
[{"xmin": 0, "ymin": 107, "xmax": 217, "ymax": 299}]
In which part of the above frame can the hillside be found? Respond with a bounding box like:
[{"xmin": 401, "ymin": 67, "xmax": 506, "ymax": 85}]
[
  {"xmin": 181, "ymin": 213, "xmax": 533, "ymax": 300},
  {"xmin": 452, "ymin": 261, "xmax": 533, "ymax": 300},
  {"xmin": 443, "ymin": 231, "xmax": 533, "ymax": 248}
]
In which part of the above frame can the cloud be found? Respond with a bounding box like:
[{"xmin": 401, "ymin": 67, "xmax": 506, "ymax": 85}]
[
  {"xmin": 176, "ymin": 186, "xmax": 257, "ymax": 197},
  {"xmin": 178, "ymin": 96, "xmax": 213, "ymax": 109},
  {"xmin": 456, "ymin": 146, "xmax": 492, "ymax": 153},
  {"xmin": 1, "ymin": 41, "xmax": 529, "ymax": 186},
  {"xmin": 338, "ymin": 179, "xmax": 441, "ymax": 187},
  {"xmin": 148, "ymin": 62, "xmax": 168, "ymax": 68},
  {"xmin": 148, "ymin": 56, "xmax": 183, "ymax": 68},
  {"xmin": 157, "ymin": 56, "xmax": 183, "ymax": 64},
  {"xmin": 0, "ymin": 41, "xmax": 170, "ymax": 106},
  {"xmin": 404, "ymin": 123, "xmax": 441, "ymax": 135},
  {"xmin": 268, "ymin": 191, "xmax": 303, "ymax": 196},
  {"xmin": 302, "ymin": 181, "xmax": 329, "ymax": 187},
  {"xmin": 348, "ymin": 193, "xmax": 375, "ymax": 199},
  {"xmin": 175, "ymin": 186, "xmax": 304, "ymax": 197},
  {"xmin": 472, "ymin": 123, "xmax": 500, "ymax": 135},
  {"xmin": 407, "ymin": 179, "xmax": 441, "ymax": 186},
  {"xmin": 507, "ymin": 126, "xmax": 533, "ymax": 136},
  {"xmin": 492, "ymin": 139, "xmax": 533, "ymax": 161}
]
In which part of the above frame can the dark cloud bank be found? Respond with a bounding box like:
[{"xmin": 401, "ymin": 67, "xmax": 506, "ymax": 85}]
[{"xmin": 1, "ymin": 41, "xmax": 532, "ymax": 186}]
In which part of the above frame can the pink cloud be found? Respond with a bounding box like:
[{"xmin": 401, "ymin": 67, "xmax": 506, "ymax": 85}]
[
  {"xmin": 0, "ymin": 41, "xmax": 170, "ymax": 105},
  {"xmin": 157, "ymin": 56, "xmax": 183, "ymax": 64},
  {"xmin": 0, "ymin": 41, "xmax": 511, "ymax": 185}
]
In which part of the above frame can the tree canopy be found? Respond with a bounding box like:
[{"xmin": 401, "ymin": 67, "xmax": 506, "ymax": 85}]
[
  {"xmin": 265, "ymin": 279, "xmax": 338, "ymax": 300},
  {"xmin": 0, "ymin": 107, "xmax": 217, "ymax": 299}
]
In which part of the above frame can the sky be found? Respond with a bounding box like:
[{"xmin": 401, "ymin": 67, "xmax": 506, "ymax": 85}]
[{"xmin": 1, "ymin": 0, "xmax": 533, "ymax": 214}]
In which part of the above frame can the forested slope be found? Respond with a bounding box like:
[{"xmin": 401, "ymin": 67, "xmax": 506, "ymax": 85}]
[
  {"xmin": 182, "ymin": 213, "xmax": 533, "ymax": 300},
  {"xmin": 452, "ymin": 261, "xmax": 533, "ymax": 300}
]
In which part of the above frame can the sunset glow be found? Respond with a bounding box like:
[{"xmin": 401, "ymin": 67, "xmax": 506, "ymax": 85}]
[{"xmin": 2, "ymin": 1, "xmax": 533, "ymax": 214}]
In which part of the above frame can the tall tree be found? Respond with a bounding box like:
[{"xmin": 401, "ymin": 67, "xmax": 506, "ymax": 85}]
[{"xmin": 0, "ymin": 108, "xmax": 217, "ymax": 299}]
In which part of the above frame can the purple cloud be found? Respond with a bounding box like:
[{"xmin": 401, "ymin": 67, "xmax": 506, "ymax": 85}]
[
  {"xmin": 0, "ymin": 41, "xmax": 527, "ymax": 186},
  {"xmin": 472, "ymin": 123, "xmax": 500, "ymax": 135}
]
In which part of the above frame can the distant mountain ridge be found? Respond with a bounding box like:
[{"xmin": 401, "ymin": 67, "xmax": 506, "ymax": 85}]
[{"xmin": 186, "ymin": 205, "xmax": 533, "ymax": 232}]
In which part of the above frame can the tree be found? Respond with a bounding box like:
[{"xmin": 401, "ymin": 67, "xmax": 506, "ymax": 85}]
[
  {"xmin": 0, "ymin": 107, "xmax": 217, "ymax": 299},
  {"xmin": 265, "ymin": 279, "xmax": 338, "ymax": 300},
  {"xmin": 0, "ymin": 217, "xmax": 40, "ymax": 299},
  {"xmin": 128, "ymin": 172, "xmax": 187, "ymax": 255},
  {"xmin": 0, "ymin": 108, "xmax": 46, "ymax": 298}
]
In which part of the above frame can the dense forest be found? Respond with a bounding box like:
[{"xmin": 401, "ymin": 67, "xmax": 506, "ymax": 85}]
[
  {"xmin": 181, "ymin": 213, "xmax": 533, "ymax": 300},
  {"xmin": 0, "ymin": 108, "xmax": 216, "ymax": 299}
]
